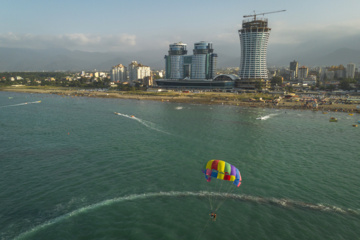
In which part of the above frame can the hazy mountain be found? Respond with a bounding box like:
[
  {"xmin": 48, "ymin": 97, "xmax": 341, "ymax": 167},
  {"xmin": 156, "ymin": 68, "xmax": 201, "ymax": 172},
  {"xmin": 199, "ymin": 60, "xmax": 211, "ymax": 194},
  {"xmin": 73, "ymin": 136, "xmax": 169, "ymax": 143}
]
[
  {"xmin": 0, "ymin": 48, "xmax": 130, "ymax": 72},
  {"xmin": 267, "ymin": 46, "xmax": 360, "ymax": 67},
  {"xmin": 0, "ymin": 47, "xmax": 359, "ymax": 72}
]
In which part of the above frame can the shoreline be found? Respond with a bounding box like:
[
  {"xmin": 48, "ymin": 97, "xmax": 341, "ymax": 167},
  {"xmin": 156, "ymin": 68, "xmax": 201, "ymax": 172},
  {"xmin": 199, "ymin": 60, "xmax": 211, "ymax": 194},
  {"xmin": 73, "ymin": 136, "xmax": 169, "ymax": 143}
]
[{"xmin": 1, "ymin": 87, "xmax": 359, "ymax": 114}]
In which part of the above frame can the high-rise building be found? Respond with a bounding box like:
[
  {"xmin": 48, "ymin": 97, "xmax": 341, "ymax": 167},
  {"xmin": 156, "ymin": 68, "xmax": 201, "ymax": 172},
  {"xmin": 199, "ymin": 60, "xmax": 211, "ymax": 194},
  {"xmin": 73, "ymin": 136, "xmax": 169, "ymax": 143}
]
[
  {"xmin": 163, "ymin": 41, "xmax": 217, "ymax": 80},
  {"xmin": 128, "ymin": 61, "xmax": 151, "ymax": 82},
  {"xmin": 290, "ymin": 60, "xmax": 299, "ymax": 78},
  {"xmin": 110, "ymin": 64, "xmax": 127, "ymax": 82},
  {"xmin": 347, "ymin": 63, "xmax": 356, "ymax": 78},
  {"xmin": 298, "ymin": 66, "xmax": 308, "ymax": 79},
  {"xmin": 238, "ymin": 18, "xmax": 271, "ymax": 80},
  {"xmin": 191, "ymin": 41, "xmax": 217, "ymax": 79},
  {"xmin": 165, "ymin": 42, "xmax": 187, "ymax": 79}
]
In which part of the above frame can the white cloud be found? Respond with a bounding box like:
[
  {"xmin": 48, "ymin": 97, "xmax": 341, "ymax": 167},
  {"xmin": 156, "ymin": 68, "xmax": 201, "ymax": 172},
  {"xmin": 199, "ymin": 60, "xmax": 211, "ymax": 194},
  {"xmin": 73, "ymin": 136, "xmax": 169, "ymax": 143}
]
[{"xmin": 0, "ymin": 33, "xmax": 136, "ymax": 51}]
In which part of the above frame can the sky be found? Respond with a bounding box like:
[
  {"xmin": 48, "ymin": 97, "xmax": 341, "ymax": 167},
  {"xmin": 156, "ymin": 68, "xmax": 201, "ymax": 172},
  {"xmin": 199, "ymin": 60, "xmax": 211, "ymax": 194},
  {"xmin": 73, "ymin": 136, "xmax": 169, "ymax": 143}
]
[{"xmin": 1, "ymin": 0, "xmax": 360, "ymax": 66}]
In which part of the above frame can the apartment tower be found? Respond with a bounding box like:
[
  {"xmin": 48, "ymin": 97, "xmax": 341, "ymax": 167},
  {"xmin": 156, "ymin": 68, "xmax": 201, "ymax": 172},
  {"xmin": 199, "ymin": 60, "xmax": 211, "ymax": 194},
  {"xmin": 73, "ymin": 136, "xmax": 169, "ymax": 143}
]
[
  {"xmin": 347, "ymin": 63, "xmax": 356, "ymax": 78},
  {"xmin": 238, "ymin": 18, "xmax": 271, "ymax": 81},
  {"xmin": 128, "ymin": 61, "xmax": 151, "ymax": 82},
  {"xmin": 110, "ymin": 64, "xmax": 127, "ymax": 82}
]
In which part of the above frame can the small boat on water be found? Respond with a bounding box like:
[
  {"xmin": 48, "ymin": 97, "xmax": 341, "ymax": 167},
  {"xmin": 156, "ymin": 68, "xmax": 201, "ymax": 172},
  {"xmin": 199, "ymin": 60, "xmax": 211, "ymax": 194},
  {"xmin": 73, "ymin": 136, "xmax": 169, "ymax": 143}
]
[
  {"xmin": 352, "ymin": 124, "xmax": 358, "ymax": 127},
  {"xmin": 114, "ymin": 112, "xmax": 118, "ymax": 115},
  {"xmin": 348, "ymin": 113, "xmax": 354, "ymax": 116},
  {"xmin": 322, "ymin": 112, "xmax": 328, "ymax": 114},
  {"xmin": 131, "ymin": 115, "xmax": 135, "ymax": 118},
  {"xmin": 329, "ymin": 117, "xmax": 338, "ymax": 122}
]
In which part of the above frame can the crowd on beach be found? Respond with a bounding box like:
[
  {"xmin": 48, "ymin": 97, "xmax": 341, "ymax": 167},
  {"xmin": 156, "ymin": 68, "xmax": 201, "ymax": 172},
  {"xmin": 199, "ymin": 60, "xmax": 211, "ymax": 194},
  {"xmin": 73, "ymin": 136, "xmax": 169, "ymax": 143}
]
[{"xmin": 1, "ymin": 87, "xmax": 359, "ymax": 114}]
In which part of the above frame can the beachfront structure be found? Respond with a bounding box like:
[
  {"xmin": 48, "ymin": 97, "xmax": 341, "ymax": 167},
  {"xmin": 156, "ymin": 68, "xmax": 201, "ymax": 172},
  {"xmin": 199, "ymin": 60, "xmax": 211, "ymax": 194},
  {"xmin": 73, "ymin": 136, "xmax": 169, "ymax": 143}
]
[
  {"xmin": 191, "ymin": 41, "xmax": 217, "ymax": 79},
  {"xmin": 238, "ymin": 18, "xmax": 271, "ymax": 81},
  {"xmin": 164, "ymin": 42, "xmax": 188, "ymax": 79},
  {"xmin": 347, "ymin": 63, "xmax": 356, "ymax": 78},
  {"xmin": 110, "ymin": 64, "xmax": 127, "ymax": 82},
  {"xmin": 128, "ymin": 61, "xmax": 151, "ymax": 82},
  {"xmin": 157, "ymin": 41, "xmax": 232, "ymax": 89}
]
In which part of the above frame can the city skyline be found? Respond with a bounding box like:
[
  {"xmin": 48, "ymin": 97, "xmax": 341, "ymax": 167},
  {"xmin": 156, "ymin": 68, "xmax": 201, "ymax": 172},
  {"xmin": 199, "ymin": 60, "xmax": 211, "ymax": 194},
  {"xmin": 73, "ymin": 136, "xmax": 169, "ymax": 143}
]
[{"xmin": 1, "ymin": 0, "xmax": 360, "ymax": 69}]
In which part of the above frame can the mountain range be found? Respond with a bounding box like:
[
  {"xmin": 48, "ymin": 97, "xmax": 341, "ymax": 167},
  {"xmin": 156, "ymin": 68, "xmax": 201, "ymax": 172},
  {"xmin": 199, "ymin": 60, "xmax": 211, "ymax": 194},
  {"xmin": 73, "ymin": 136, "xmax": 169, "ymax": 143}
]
[{"xmin": 0, "ymin": 47, "xmax": 359, "ymax": 72}]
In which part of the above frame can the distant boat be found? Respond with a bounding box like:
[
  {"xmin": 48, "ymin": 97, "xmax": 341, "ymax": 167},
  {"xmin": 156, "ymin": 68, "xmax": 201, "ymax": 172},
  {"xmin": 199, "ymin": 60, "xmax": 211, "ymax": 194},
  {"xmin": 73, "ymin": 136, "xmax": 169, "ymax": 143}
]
[
  {"xmin": 348, "ymin": 113, "xmax": 354, "ymax": 116},
  {"xmin": 329, "ymin": 117, "xmax": 338, "ymax": 122},
  {"xmin": 131, "ymin": 115, "xmax": 135, "ymax": 118},
  {"xmin": 114, "ymin": 112, "xmax": 118, "ymax": 115},
  {"xmin": 352, "ymin": 124, "xmax": 358, "ymax": 127},
  {"xmin": 322, "ymin": 112, "xmax": 328, "ymax": 114}
]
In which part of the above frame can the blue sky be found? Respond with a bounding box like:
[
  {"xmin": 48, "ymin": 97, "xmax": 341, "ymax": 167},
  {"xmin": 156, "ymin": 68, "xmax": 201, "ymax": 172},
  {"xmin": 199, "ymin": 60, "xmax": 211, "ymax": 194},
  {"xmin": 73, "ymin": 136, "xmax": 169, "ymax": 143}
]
[{"xmin": 1, "ymin": 0, "xmax": 360, "ymax": 65}]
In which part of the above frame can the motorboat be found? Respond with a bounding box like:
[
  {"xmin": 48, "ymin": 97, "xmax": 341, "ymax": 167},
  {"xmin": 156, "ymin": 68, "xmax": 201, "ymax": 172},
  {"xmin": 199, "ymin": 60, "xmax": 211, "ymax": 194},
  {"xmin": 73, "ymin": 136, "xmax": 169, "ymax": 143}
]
[{"xmin": 329, "ymin": 117, "xmax": 338, "ymax": 122}]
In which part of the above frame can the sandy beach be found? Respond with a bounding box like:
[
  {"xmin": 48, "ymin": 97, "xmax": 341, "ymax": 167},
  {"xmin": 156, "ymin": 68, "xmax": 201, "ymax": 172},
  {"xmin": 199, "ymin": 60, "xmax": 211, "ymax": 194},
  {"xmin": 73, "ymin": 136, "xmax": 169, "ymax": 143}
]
[{"xmin": 1, "ymin": 86, "xmax": 359, "ymax": 113}]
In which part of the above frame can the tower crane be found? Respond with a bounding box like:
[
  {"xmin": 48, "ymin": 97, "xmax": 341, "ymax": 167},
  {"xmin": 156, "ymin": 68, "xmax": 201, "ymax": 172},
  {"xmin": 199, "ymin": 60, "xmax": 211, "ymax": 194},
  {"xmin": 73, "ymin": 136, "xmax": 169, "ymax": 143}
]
[{"xmin": 243, "ymin": 10, "xmax": 286, "ymax": 20}]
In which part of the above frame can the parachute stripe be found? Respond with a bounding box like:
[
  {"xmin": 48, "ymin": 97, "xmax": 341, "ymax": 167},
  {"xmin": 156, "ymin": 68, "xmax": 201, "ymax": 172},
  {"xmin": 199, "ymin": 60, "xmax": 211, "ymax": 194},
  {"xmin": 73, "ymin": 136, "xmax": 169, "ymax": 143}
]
[
  {"xmin": 224, "ymin": 162, "xmax": 231, "ymax": 174},
  {"xmin": 211, "ymin": 160, "xmax": 219, "ymax": 171},
  {"xmin": 204, "ymin": 159, "xmax": 242, "ymax": 187},
  {"xmin": 217, "ymin": 160, "xmax": 225, "ymax": 172},
  {"xmin": 230, "ymin": 165, "xmax": 236, "ymax": 176},
  {"xmin": 206, "ymin": 160, "xmax": 213, "ymax": 170}
]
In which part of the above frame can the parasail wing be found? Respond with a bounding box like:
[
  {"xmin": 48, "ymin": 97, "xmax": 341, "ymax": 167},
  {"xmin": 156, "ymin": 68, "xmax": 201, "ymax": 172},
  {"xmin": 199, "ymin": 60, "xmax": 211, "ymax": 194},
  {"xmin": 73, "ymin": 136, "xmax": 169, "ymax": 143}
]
[{"xmin": 204, "ymin": 159, "xmax": 241, "ymax": 187}]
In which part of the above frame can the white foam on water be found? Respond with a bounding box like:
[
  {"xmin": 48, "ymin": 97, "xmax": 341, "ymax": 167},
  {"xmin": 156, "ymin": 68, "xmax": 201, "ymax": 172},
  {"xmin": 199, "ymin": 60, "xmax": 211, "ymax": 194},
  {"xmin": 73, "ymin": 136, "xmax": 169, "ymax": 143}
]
[
  {"xmin": 256, "ymin": 113, "xmax": 278, "ymax": 120},
  {"xmin": 0, "ymin": 100, "xmax": 41, "ymax": 108},
  {"xmin": 15, "ymin": 191, "xmax": 359, "ymax": 240},
  {"xmin": 115, "ymin": 112, "xmax": 170, "ymax": 134}
]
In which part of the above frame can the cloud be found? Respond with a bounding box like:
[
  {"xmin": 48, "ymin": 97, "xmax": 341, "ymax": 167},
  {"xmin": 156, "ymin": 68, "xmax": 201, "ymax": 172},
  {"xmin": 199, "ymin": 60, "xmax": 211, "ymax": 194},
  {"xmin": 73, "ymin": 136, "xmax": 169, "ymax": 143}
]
[{"xmin": 0, "ymin": 33, "xmax": 136, "ymax": 52}]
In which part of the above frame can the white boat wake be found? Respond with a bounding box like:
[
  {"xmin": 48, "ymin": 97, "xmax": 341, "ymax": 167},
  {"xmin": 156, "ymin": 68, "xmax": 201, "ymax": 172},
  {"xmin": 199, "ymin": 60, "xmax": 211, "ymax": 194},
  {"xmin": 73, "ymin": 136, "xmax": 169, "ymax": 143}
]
[
  {"xmin": 114, "ymin": 112, "xmax": 170, "ymax": 134},
  {"xmin": 14, "ymin": 190, "xmax": 359, "ymax": 240},
  {"xmin": 0, "ymin": 100, "xmax": 41, "ymax": 108},
  {"xmin": 256, "ymin": 113, "xmax": 278, "ymax": 120}
]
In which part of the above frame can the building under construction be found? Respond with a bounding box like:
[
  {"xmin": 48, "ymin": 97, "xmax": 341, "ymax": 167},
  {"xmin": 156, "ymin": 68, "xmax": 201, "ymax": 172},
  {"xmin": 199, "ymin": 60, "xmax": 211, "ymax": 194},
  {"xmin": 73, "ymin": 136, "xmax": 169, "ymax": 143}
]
[{"xmin": 236, "ymin": 10, "xmax": 285, "ymax": 89}]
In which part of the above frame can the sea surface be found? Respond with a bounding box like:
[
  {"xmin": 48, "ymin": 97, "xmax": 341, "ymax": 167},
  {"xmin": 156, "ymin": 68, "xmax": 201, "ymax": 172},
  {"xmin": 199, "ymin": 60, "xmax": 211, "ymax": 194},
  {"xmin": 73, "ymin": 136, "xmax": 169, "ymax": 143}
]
[{"xmin": 1, "ymin": 91, "xmax": 359, "ymax": 240}]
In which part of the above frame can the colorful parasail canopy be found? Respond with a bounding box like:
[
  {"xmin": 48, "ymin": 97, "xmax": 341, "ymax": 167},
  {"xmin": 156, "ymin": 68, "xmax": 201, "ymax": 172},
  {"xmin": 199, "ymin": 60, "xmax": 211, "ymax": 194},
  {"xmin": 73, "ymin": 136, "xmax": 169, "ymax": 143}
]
[{"xmin": 203, "ymin": 159, "xmax": 242, "ymax": 187}]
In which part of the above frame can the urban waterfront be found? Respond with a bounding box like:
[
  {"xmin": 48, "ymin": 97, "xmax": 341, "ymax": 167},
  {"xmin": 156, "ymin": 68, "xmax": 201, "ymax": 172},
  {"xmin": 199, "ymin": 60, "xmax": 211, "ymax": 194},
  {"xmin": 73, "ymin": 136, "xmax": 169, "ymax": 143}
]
[{"xmin": 1, "ymin": 91, "xmax": 359, "ymax": 240}]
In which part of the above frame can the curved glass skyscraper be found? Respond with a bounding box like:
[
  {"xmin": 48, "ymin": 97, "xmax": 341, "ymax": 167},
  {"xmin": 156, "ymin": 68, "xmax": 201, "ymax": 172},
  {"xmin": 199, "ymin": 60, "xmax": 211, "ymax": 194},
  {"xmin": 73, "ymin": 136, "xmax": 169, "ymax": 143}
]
[
  {"xmin": 238, "ymin": 18, "xmax": 271, "ymax": 80},
  {"xmin": 191, "ymin": 41, "xmax": 217, "ymax": 79},
  {"xmin": 165, "ymin": 42, "xmax": 187, "ymax": 79},
  {"xmin": 164, "ymin": 41, "xmax": 217, "ymax": 80}
]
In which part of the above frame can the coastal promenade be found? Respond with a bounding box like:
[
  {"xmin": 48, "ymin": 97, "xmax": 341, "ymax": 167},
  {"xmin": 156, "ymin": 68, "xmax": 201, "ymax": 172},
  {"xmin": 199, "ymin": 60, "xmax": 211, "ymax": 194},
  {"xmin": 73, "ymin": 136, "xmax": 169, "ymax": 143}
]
[{"xmin": 1, "ymin": 86, "xmax": 359, "ymax": 113}]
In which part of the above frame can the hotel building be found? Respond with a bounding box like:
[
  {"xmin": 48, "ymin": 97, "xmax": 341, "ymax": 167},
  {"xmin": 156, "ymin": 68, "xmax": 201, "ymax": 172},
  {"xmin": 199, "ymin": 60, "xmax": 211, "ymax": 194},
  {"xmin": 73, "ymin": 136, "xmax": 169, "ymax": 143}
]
[
  {"xmin": 191, "ymin": 41, "xmax": 217, "ymax": 79},
  {"xmin": 164, "ymin": 41, "xmax": 217, "ymax": 80},
  {"xmin": 237, "ymin": 18, "xmax": 270, "ymax": 88},
  {"xmin": 157, "ymin": 41, "xmax": 234, "ymax": 89},
  {"xmin": 164, "ymin": 42, "xmax": 188, "ymax": 79}
]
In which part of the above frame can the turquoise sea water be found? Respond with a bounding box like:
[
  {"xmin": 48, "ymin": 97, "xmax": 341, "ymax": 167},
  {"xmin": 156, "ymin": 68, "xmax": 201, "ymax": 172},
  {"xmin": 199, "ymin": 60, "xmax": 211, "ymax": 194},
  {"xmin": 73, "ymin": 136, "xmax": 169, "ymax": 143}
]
[{"xmin": 1, "ymin": 91, "xmax": 359, "ymax": 240}]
